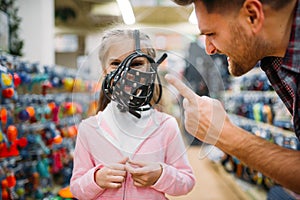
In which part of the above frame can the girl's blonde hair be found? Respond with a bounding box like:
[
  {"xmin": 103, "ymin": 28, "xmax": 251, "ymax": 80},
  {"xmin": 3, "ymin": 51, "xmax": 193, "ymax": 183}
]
[{"xmin": 98, "ymin": 29, "xmax": 156, "ymax": 70}]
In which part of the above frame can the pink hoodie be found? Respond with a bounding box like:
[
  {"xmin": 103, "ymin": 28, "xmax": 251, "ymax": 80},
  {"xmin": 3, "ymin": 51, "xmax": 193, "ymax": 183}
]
[{"xmin": 70, "ymin": 109, "xmax": 195, "ymax": 200}]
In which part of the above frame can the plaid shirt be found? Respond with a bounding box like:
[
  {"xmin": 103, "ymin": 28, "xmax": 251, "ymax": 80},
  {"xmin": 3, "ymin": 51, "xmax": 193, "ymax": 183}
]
[{"xmin": 260, "ymin": 0, "xmax": 300, "ymax": 140}]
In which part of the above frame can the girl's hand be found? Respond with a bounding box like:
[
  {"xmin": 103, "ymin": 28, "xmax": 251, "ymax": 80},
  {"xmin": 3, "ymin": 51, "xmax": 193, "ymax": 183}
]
[
  {"xmin": 95, "ymin": 157, "xmax": 129, "ymax": 189},
  {"xmin": 125, "ymin": 160, "xmax": 163, "ymax": 187}
]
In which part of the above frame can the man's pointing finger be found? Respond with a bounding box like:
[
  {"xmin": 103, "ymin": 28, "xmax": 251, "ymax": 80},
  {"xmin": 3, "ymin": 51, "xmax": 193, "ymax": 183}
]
[{"xmin": 165, "ymin": 74, "xmax": 196, "ymax": 101}]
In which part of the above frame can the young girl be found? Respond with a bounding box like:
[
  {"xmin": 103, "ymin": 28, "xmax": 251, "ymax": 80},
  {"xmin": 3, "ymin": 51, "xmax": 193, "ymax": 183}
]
[{"xmin": 70, "ymin": 29, "xmax": 195, "ymax": 200}]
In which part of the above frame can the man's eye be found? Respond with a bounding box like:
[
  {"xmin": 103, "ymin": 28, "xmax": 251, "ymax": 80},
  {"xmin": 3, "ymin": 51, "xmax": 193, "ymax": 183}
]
[{"xmin": 206, "ymin": 33, "xmax": 214, "ymax": 37}]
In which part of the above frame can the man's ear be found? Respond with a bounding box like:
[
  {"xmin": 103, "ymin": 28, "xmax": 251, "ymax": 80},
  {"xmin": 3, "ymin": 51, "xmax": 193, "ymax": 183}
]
[{"xmin": 241, "ymin": 0, "xmax": 264, "ymax": 33}]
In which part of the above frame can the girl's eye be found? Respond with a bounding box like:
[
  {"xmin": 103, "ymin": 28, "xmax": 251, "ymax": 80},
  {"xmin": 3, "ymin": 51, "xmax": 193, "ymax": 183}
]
[
  {"xmin": 206, "ymin": 33, "xmax": 215, "ymax": 37},
  {"xmin": 111, "ymin": 61, "xmax": 120, "ymax": 66},
  {"xmin": 131, "ymin": 61, "xmax": 144, "ymax": 67}
]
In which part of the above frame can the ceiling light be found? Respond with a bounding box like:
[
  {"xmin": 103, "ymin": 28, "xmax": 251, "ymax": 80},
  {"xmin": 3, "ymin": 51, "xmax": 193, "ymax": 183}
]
[{"xmin": 116, "ymin": 0, "xmax": 135, "ymax": 25}]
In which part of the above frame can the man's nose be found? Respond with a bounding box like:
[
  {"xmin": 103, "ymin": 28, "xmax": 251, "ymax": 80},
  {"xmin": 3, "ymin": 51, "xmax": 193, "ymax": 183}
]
[{"xmin": 205, "ymin": 38, "xmax": 217, "ymax": 55}]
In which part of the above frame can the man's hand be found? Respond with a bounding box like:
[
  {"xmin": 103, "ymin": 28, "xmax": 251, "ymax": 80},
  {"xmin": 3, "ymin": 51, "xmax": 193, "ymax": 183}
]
[
  {"xmin": 165, "ymin": 74, "xmax": 227, "ymax": 145},
  {"xmin": 125, "ymin": 160, "xmax": 163, "ymax": 187},
  {"xmin": 95, "ymin": 157, "xmax": 129, "ymax": 189}
]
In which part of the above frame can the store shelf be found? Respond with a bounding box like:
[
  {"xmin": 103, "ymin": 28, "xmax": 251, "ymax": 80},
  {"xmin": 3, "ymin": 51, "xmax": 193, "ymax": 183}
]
[
  {"xmin": 229, "ymin": 114, "xmax": 295, "ymax": 138},
  {"xmin": 210, "ymin": 161, "xmax": 267, "ymax": 200}
]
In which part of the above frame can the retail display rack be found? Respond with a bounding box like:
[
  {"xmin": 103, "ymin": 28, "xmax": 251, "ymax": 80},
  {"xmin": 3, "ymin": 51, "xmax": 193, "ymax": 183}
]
[
  {"xmin": 0, "ymin": 52, "xmax": 97, "ymax": 200},
  {"xmin": 213, "ymin": 67, "xmax": 298, "ymax": 199}
]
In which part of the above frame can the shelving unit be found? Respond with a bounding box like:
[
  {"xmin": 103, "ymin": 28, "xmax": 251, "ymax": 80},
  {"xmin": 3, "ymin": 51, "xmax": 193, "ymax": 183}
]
[
  {"xmin": 0, "ymin": 52, "xmax": 96, "ymax": 199},
  {"xmin": 229, "ymin": 114, "xmax": 295, "ymax": 138},
  {"xmin": 208, "ymin": 67, "xmax": 299, "ymax": 199},
  {"xmin": 209, "ymin": 159, "xmax": 267, "ymax": 200}
]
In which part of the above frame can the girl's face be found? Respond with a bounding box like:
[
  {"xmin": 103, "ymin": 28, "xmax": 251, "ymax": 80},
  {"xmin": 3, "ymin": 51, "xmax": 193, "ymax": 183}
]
[
  {"xmin": 103, "ymin": 38, "xmax": 151, "ymax": 76},
  {"xmin": 103, "ymin": 38, "xmax": 153, "ymax": 95}
]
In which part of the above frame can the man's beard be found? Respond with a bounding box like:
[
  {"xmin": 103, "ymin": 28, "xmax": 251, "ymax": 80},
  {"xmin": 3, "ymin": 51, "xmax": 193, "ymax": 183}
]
[{"xmin": 227, "ymin": 22, "xmax": 270, "ymax": 77}]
